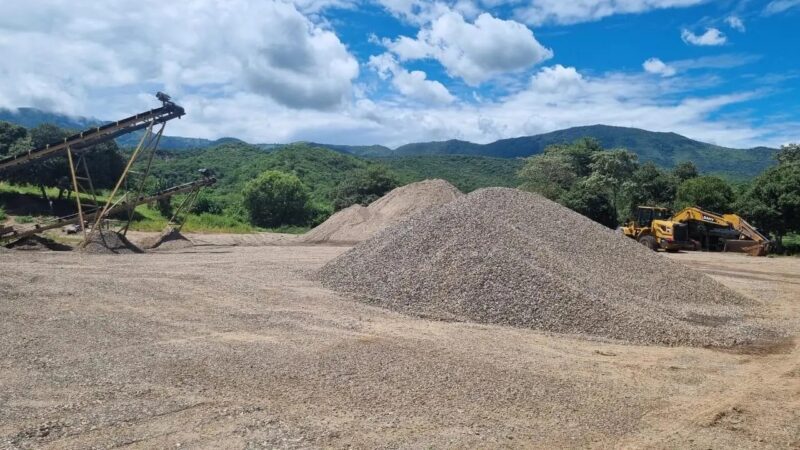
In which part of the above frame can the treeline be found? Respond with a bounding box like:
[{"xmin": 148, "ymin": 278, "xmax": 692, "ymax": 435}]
[
  {"xmin": 517, "ymin": 138, "xmax": 800, "ymax": 249},
  {"xmin": 0, "ymin": 121, "xmax": 124, "ymax": 199}
]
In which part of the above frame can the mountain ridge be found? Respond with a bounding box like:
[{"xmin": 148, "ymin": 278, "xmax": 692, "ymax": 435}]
[{"xmin": 0, "ymin": 108, "xmax": 777, "ymax": 177}]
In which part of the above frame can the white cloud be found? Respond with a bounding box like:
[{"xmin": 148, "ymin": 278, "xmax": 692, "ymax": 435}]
[
  {"xmin": 384, "ymin": 11, "xmax": 553, "ymax": 85},
  {"xmin": 681, "ymin": 28, "xmax": 727, "ymax": 46},
  {"xmin": 0, "ymin": 0, "xmax": 359, "ymax": 114},
  {"xmin": 643, "ymin": 58, "xmax": 677, "ymax": 77},
  {"xmin": 514, "ymin": 0, "xmax": 706, "ymax": 25},
  {"xmin": 764, "ymin": 0, "xmax": 800, "ymax": 15},
  {"xmin": 725, "ymin": 16, "xmax": 746, "ymax": 32},
  {"xmin": 368, "ymin": 54, "xmax": 455, "ymax": 104}
]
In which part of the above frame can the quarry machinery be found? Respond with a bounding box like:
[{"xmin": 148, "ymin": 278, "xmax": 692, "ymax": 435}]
[
  {"xmin": 622, "ymin": 205, "xmax": 770, "ymax": 255},
  {"xmin": 0, "ymin": 93, "xmax": 214, "ymax": 248},
  {"xmin": 621, "ymin": 206, "xmax": 689, "ymax": 252},
  {"xmin": 669, "ymin": 206, "xmax": 770, "ymax": 256}
]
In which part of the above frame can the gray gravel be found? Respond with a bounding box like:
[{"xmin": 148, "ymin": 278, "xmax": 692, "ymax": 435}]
[
  {"xmin": 320, "ymin": 187, "xmax": 775, "ymax": 347},
  {"xmin": 80, "ymin": 230, "xmax": 143, "ymax": 254}
]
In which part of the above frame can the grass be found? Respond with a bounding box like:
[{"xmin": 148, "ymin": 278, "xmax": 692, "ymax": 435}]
[
  {"xmin": 126, "ymin": 205, "xmax": 257, "ymax": 234},
  {"xmin": 16, "ymin": 215, "xmax": 34, "ymax": 224},
  {"xmin": 783, "ymin": 234, "xmax": 800, "ymax": 255}
]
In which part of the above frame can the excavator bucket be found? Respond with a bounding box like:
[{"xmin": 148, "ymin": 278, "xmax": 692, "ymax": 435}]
[{"xmin": 723, "ymin": 239, "xmax": 768, "ymax": 256}]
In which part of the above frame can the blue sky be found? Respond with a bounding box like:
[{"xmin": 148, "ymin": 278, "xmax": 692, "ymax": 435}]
[{"xmin": 0, "ymin": 0, "xmax": 798, "ymax": 148}]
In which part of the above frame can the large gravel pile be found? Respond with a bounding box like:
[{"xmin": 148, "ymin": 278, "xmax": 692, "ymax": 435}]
[
  {"xmin": 320, "ymin": 188, "xmax": 772, "ymax": 347},
  {"xmin": 80, "ymin": 230, "xmax": 143, "ymax": 254},
  {"xmin": 302, "ymin": 179, "xmax": 462, "ymax": 244}
]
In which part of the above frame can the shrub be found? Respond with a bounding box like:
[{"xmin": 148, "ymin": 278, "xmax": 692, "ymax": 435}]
[{"xmin": 242, "ymin": 170, "xmax": 313, "ymax": 227}]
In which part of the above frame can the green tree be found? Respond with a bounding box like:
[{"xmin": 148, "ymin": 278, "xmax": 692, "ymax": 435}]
[
  {"xmin": 586, "ymin": 149, "xmax": 639, "ymax": 219},
  {"xmin": 243, "ymin": 170, "xmax": 313, "ymax": 227},
  {"xmin": 0, "ymin": 121, "xmax": 29, "ymax": 156},
  {"xmin": 561, "ymin": 183, "xmax": 618, "ymax": 228},
  {"xmin": 737, "ymin": 162, "xmax": 800, "ymax": 249},
  {"xmin": 673, "ymin": 161, "xmax": 699, "ymax": 182},
  {"xmin": 675, "ymin": 176, "xmax": 735, "ymax": 213},
  {"xmin": 518, "ymin": 153, "xmax": 577, "ymax": 200},
  {"xmin": 621, "ymin": 162, "xmax": 678, "ymax": 218},
  {"xmin": 776, "ymin": 143, "xmax": 800, "ymax": 165},
  {"xmin": 332, "ymin": 165, "xmax": 399, "ymax": 211}
]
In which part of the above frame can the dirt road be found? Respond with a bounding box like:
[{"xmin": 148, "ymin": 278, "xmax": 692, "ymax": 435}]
[{"xmin": 1, "ymin": 245, "xmax": 798, "ymax": 448}]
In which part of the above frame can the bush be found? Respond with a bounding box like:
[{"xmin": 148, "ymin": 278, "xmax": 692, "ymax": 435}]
[
  {"xmin": 243, "ymin": 170, "xmax": 313, "ymax": 227},
  {"xmin": 0, "ymin": 206, "xmax": 6, "ymax": 221}
]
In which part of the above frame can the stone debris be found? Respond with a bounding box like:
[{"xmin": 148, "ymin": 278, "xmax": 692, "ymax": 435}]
[
  {"xmin": 302, "ymin": 179, "xmax": 462, "ymax": 244},
  {"xmin": 320, "ymin": 187, "xmax": 775, "ymax": 347},
  {"xmin": 80, "ymin": 230, "xmax": 143, "ymax": 254},
  {"xmin": 142, "ymin": 227, "xmax": 193, "ymax": 250}
]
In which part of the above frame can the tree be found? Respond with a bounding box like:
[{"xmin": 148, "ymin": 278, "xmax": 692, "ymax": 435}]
[
  {"xmin": 243, "ymin": 170, "xmax": 313, "ymax": 227},
  {"xmin": 675, "ymin": 176, "xmax": 735, "ymax": 213},
  {"xmin": 673, "ymin": 161, "xmax": 699, "ymax": 182},
  {"xmin": 332, "ymin": 165, "xmax": 399, "ymax": 211},
  {"xmin": 0, "ymin": 121, "xmax": 28, "ymax": 156},
  {"xmin": 737, "ymin": 162, "xmax": 800, "ymax": 248},
  {"xmin": 621, "ymin": 162, "xmax": 678, "ymax": 217},
  {"xmin": 586, "ymin": 149, "xmax": 639, "ymax": 219},
  {"xmin": 776, "ymin": 143, "xmax": 800, "ymax": 165},
  {"xmin": 518, "ymin": 153, "xmax": 577, "ymax": 200},
  {"xmin": 561, "ymin": 183, "xmax": 618, "ymax": 228}
]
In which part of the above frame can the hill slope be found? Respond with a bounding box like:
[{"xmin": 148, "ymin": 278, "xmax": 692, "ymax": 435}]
[{"xmin": 391, "ymin": 125, "xmax": 776, "ymax": 178}]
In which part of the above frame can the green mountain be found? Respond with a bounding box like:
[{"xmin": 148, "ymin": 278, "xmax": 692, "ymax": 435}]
[
  {"xmin": 2, "ymin": 107, "xmax": 778, "ymax": 178},
  {"xmin": 391, "ymin": 125, "xmax": 776, "ymax": 178}
]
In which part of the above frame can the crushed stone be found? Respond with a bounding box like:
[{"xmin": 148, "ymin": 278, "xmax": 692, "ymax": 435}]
[
  {"xmin": 320, "ymin": 187, "xmax": 775, "ymax": 347},
  {"xmin": 302, "ymin": 179, "xmax": 462, "ymax": 244}
]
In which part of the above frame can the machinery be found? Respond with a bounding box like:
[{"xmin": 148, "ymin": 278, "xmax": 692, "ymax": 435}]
[
  {"xmin": 621, "ymin": 206, "xmax": 689, "ymax": 252},
  {"xmin": 670, "ymin": 207, "xmax": 770, "ymax": 255},
  {"xmin": 622, "ymin": 205, "xmax": 771, "ymax": 256},
  {"xmin": 0, "ymin": 93, "xmax": 214, "ymax": 248}
]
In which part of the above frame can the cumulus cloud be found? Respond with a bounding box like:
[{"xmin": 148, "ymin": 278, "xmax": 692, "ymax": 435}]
[
  {"xmin": 514, "ymin": 0, "xmax": 705, "ymax": 25},
  {"xmin": 384, "ymin": 11, "xmax": 553, "ymax": 85},
  {"xmin": 681, "ymin": 28, "xmax": 727, "ymax": 46},
  {"xmin": 643, "ymin": 58, "xmax": 677, "ymax": 77},
  {"xmin": 368, "ymin": 54, "xmax": 455, "ymax": 104},
  {"xmin": 0, "ymin": 0, "xmax": 359, "ymax": 114},
  {"xmin": 725, "ymin": 16, "xmax": 746, "ymax": 32},
  {"xmin": 764, "ymin": 0, "xmax": 800, "ymax": 15}
]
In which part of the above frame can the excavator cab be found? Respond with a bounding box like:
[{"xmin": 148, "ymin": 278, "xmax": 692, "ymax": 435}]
[{"xmin": 621, "ymin": 206, "xmax": 689, "ymax": 252}]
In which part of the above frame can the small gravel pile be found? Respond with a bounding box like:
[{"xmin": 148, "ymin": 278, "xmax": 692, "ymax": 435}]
[
  {"xmin": 80, "ymin": 230, "xmax": 143, "ymax": 254},
  {"xmin": 320, "ymin": 188, "xmax": 773, "ymax": 347},
  {"xmin": 5, "ymin": 235, "xmax": 72, "ymax": 251},
  {"xmin": 302, "ymin": 179, "xmax": 462, "ymax": 244},
  {"xmin": 142, "ymin": 227, "xmax": 193, "ymax": 250}
]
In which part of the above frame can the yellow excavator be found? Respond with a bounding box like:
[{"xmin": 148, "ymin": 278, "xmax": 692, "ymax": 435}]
[{"xmin": 621, "ymin": 206, "xmax": 771, "ymax": 255}]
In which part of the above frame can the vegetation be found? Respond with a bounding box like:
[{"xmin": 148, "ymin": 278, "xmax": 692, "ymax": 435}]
[
  {"xmin": 0, "ymin": 206, "xmax": 6, "ymax": 221},
  {"xmin": 243, "ymin": 170, "xmax": 315, "ymax": 228},
  {"xmin": 518, "ymin": 139, "xmax": 800, "ymax": 254},
  {"xmin": 332, "ymin": 165, "xmax": 398, "ymax": 211},
  {"xmin": 675, "ymin": 176, "xmax": 736, "ymax": 212},
  {"xmin": 376, "ymin": 155, "xmax": 523, "ymax": 192},
  {"xmin": 736, "ymin": 148, "xmax": 800, "ymax": 250}
]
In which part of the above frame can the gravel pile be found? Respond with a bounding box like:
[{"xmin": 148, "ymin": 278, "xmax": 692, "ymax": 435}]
[
  {"xmin": 142, "ymin": 227, "xmax": 193, "ymax": 250},
  {"xmin": 80, "ymin": 230, "xmax": 143, "ymax": 254},
  {"xmin": 5, "ymin": 235, "xmax": 72, "ymax": 251},
  {"xmin": 302, "ymin": 179, "xmax": 462, "ymax": 244},
  {"xmin": 320, "ymin": 188, "xmax": 773, "ymax": 347}
]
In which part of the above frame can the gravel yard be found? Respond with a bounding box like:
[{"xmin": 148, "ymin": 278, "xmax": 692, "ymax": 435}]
[{"xmin": 1, "ymin": 244, "xmax": 798, "ymax": 448}]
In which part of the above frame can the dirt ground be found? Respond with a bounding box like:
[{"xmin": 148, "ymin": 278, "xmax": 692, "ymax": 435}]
[{"xmin": 1, "ymin": 239, "xmax": 798, "ymax": 449}]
